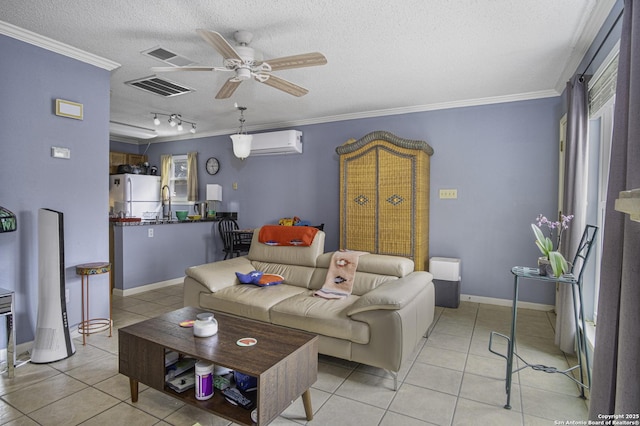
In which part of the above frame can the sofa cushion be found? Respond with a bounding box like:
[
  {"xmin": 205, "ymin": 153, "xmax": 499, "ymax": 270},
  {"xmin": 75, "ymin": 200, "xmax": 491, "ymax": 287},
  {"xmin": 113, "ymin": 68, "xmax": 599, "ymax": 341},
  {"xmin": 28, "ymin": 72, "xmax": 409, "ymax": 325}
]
[
  {"xmin": 185, "ymin": 256, "xmax": 254, "ymax": 292},
  {"xmin": 250, "ymin": 261, "xmax": 316, "ymax": 289},
  {"xmin": 205, "ymin": 284, "xmax": 307, "ymax": 322},
  {"xmin": 248, "ymin": 227, "xmax": 325, "ymax": 267},
  {"xmin": 270, "ymin": 291, "xmax": 370, "ymax": 344}
]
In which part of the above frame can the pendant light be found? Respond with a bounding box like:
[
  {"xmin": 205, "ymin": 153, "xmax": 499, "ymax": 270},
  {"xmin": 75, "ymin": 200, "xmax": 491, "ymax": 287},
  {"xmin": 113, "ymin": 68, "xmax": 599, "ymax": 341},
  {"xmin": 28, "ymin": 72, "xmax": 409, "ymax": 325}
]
[{"xmin": 231, "ymin": 104, "xmax": 252, "ymax": 160}]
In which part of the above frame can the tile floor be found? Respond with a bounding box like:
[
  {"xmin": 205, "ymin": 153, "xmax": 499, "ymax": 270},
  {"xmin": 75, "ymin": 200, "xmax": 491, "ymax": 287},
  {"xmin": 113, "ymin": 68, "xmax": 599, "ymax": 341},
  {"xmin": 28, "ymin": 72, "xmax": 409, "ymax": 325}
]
[{"xmin": 0, "ymin": 284, "xmax": 589, "ymax": 425}]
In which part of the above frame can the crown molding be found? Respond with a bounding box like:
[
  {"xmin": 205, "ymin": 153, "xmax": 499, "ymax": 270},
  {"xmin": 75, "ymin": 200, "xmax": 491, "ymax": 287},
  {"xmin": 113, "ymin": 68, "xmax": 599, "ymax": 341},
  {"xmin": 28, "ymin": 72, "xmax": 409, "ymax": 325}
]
[
  {"xmin": 0, "ymin": 20, "xmax": 120, "ymax": 71},
  {"xmin": 145, "ymin": 89, "xmax": 560, "ymax": 144}
]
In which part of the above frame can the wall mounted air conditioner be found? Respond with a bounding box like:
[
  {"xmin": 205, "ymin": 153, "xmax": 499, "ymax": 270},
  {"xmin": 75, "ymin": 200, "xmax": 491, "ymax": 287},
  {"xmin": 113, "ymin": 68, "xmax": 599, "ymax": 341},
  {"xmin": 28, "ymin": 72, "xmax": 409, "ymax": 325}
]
[{"xmin": 250, "ymin": 130, "xmax": 302, "ymax": 156}]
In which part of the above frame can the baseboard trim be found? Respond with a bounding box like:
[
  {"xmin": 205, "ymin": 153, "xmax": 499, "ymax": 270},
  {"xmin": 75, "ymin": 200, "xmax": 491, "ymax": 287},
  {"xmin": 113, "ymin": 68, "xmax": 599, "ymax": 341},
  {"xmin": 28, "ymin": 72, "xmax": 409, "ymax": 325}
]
[
  {"xmin": 113, "ymin": 277, "xmax": 184, "ymax": 297},
  {"xmin": 460, "ymin": 293, "xmax": 554, "ymax": 311}
]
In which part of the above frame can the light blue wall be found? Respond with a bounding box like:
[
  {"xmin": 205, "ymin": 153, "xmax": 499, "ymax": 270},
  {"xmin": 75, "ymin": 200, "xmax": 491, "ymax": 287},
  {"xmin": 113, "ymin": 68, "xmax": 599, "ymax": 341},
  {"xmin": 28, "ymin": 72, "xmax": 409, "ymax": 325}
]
[
  {"xmin": 142, "ymin": 97, "xmax": 563, "ymax": 305},
  {"xmin": 0, "ymin": 0, "xmax": 624, "ymax": 349},
  {"xmin": 0, "ymin": 35, "xmax": 111, "ymax": 345}
]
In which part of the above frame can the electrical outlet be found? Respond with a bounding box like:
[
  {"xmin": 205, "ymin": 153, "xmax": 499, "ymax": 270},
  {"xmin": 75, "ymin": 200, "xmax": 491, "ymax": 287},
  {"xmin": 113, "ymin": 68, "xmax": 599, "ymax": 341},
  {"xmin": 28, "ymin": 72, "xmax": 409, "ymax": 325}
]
[
  {"xmin": 148, "ymin": 228, "xmax": 154, "ymax": 238},
  {"xmin": 439, "ymin": 189, "xmax": 458, "ymax": 199}
]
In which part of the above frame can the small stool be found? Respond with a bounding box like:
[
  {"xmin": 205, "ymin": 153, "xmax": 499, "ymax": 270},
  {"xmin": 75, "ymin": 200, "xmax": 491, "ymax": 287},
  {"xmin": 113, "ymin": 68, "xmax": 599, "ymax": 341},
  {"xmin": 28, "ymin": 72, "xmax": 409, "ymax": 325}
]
[{"xmin": 76, "ymin": 262, "xmax": 112, "ymax": 345}]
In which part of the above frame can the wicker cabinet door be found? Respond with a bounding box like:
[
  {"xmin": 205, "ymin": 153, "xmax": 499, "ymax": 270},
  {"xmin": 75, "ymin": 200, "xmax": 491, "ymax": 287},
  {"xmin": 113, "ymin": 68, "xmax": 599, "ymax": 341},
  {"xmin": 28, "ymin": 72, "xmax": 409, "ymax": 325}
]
[
  {"xmin": 341, "ymin": 148, "xmax": 378, "ymax": 253},
  {"xmin": 377, "ymin": 147, "xmax": 414, "ymax": 258}
]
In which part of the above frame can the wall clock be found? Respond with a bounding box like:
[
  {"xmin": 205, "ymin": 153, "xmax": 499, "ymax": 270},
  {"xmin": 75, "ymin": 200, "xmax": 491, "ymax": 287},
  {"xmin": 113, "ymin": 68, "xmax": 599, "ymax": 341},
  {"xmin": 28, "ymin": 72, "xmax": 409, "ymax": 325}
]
[{"xmin": 206, "ymin": 157, "xmax": 220, "ymax": 175}]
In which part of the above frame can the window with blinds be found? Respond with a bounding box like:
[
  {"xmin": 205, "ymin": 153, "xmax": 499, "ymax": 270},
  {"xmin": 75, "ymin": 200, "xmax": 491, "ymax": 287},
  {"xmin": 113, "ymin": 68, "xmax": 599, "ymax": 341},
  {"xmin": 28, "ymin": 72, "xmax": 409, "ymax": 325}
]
[{"xmin": 589, "ymin": 53, "xmax": 618, "ymax": 116}]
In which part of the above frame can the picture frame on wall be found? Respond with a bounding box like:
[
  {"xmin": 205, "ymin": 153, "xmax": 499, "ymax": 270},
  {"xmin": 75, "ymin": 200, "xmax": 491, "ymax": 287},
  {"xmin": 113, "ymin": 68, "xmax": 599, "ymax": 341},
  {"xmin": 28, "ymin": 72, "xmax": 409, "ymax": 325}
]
[{"xmin": 55, "ymin": 99, "xmax": 83, "ymax": 120}]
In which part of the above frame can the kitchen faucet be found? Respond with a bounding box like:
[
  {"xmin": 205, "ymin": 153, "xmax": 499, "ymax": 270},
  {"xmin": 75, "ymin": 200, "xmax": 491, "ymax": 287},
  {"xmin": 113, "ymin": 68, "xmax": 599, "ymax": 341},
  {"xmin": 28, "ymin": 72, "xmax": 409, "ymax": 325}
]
[{"xmin": 161, "ymin": 185, "xmax": 172, "ymax": 221}]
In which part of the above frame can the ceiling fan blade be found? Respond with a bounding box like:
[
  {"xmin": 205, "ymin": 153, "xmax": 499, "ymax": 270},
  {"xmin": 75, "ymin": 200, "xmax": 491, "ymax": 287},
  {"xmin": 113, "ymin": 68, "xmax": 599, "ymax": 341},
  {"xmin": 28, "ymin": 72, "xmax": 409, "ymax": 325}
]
[
  {"xmin": 215, "ymin": 78, "xmax": 242, "ymax": 99},
  {"xmin": 151, "ymin": 66, "xmax": 218, "ymax": 73},
  {"xmin": 259, "ymin": 74, "xmax": 309, "ymax": 97},
  {"xmin": 196, "ymin": 29, "xmax": 242, "ymax": 61},
  {"xmin": 265, "ymin": 52, "xmax": 327, "ymax": 71}
]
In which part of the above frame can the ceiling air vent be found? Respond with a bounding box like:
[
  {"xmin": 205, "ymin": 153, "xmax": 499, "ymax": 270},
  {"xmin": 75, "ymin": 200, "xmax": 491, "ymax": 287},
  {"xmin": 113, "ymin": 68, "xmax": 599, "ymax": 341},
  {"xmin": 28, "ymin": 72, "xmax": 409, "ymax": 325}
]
[
  {"xmin": 141, "ymin": 46, "xmax": 195, "ymax": 67},
  {"xmin": 125, "ymin": 76, "xmax": 195, "ymax": 97}
]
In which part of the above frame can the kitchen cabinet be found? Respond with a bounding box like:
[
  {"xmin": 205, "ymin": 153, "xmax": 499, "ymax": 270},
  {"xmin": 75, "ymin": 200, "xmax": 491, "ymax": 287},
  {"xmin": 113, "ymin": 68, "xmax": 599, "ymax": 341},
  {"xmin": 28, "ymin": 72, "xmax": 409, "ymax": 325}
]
[
  {"xmin": 109, "ymin": 151, "xmax": 148, "ymax": 174},
  {"xmin": 336, "ymin": 131, "xmax": 434, "ymax": 271}
]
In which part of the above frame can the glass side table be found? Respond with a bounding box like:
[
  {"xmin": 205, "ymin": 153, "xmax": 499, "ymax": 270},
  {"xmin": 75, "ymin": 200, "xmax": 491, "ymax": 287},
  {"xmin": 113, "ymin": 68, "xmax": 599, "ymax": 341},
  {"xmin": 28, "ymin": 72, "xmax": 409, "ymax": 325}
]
[{"xmin": 489, "ymin": 266, "xmax": 590, "ymax": 409}]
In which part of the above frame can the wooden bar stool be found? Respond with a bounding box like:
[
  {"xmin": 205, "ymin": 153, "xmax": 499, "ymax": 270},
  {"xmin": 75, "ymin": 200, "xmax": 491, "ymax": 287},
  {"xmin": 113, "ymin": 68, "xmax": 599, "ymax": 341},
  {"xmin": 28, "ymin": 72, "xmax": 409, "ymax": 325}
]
[{"xmin": 76, "ymin": 262, "xmax": 112, "ymax": 345}]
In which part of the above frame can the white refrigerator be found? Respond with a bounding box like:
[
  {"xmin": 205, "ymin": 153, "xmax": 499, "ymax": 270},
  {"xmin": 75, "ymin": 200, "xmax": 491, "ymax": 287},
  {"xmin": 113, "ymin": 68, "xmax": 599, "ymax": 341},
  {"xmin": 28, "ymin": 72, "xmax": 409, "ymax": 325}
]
[{"xmin": 109, "ymin": 174, "xmax": 162, "ymax": 220}]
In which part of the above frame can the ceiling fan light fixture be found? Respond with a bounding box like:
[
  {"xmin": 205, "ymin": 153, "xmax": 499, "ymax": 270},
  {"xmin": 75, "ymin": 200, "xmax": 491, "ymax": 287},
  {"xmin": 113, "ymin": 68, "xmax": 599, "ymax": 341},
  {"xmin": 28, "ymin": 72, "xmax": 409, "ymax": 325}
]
[
  {"xmin": 153, "ymin": 114, "xmax": 160, "ymax": 126},
  {"xmin": 177, "ymin": 121, "xmax": 183, "ymax": 131},
  {"xmin": 236, "ymin": 67, "xmax": 251, "ymax": 80}
]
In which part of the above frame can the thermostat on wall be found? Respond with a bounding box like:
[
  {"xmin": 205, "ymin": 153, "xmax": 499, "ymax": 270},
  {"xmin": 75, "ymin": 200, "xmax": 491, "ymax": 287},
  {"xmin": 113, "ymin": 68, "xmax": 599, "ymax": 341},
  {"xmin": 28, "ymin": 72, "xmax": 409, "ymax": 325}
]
[{"xmin": 51, "ymin": 146, "xmax": 71, "ymax": 159}]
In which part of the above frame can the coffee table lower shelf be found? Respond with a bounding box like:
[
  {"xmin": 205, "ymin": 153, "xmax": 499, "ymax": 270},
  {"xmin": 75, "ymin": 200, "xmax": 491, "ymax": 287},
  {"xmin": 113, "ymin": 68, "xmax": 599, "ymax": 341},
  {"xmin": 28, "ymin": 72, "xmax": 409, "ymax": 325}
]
[
  {"xmin": 127, "ymin": 377, "xmax": 313, "ymax": 425},
  {"xmin": 119, "ymin": 307, "xmax": 318, "ymax": 426}
]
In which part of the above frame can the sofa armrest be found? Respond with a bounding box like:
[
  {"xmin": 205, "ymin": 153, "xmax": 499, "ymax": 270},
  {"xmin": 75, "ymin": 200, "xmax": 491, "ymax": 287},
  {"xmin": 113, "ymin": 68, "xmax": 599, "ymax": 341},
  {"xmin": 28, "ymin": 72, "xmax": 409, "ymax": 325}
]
[
  {"xmin": 346, "ymin": 271, "xmax": 433, "ymax": 316},
  {"xmin": 184, "ymin": 256, "xmax": 255, "ymax": 293}
]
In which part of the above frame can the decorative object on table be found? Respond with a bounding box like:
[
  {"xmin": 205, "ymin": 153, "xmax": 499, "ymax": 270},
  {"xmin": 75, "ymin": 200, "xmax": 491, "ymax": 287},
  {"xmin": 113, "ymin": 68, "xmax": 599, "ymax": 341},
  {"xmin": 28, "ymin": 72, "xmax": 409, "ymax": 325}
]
[
  {"xmin": 531, "ymin": 213, "xmax": 573, "ymax": 277},
  {"xmin": 0, "ymin": 206, "xmax": 17, "ymax": 233},
  {"xmin": 230, "ymin": 104, "xmax": 252, "ymax": 159},
  {"xmin": 205, "ymin": 157, "xmax": 220, "ymax": 175},
  {"xmin": 314, "ymin": 250, "xmax": 368, "ymax": 299},
  {"xmin": 193, "ymin": 312, "xmax": 218, "ymax": 337},
  {"xmin": 175, "ymin": 210, "xmax": 188, "ymax": 221}
]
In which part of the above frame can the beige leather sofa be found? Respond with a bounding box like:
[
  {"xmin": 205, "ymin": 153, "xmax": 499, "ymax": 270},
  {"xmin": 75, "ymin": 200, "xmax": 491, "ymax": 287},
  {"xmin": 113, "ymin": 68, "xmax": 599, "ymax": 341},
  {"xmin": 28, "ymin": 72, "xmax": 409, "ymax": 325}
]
[{"xmin": 183, "ymin": 228, "xmax": 435, "ymax": 388}]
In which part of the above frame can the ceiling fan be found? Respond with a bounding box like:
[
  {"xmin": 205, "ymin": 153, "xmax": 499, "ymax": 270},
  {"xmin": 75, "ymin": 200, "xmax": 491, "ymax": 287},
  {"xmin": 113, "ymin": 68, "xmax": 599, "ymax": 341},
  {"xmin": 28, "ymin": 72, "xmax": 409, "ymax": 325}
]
[{"xmin": 151, "ymin": 29, "xmax": 327, "ymax": 99}]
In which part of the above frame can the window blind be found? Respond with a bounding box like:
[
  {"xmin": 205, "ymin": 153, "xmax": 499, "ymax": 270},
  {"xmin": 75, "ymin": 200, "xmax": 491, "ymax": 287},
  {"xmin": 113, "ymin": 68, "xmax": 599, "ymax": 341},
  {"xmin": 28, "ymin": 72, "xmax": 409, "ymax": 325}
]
[{"xmin": 589, "ymin": 53, "xmax": 618, "ymax": 117}]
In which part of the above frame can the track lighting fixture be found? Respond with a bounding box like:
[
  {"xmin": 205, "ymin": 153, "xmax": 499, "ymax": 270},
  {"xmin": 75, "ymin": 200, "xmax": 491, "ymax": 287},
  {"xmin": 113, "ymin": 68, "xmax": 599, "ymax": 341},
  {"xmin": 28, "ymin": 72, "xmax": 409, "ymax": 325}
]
[{"xmin": 150, "ymin": 112, "xmax": 196, "ymax": 134}]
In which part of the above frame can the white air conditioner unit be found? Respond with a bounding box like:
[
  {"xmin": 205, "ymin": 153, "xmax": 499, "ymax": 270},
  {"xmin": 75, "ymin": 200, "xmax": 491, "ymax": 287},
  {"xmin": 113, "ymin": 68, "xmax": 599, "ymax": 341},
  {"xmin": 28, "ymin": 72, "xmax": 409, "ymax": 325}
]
[{"xmin": 250, "ymin": 130, "xmax": 302, "ymax": 156}]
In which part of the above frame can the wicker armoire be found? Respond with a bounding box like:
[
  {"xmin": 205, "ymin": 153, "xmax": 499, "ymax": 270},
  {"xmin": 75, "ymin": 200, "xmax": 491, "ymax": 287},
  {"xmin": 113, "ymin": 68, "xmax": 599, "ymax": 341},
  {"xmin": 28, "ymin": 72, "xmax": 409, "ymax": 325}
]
[{"xmin": 336, "ymin": 131, "xmax": 434, "ymax": 271}]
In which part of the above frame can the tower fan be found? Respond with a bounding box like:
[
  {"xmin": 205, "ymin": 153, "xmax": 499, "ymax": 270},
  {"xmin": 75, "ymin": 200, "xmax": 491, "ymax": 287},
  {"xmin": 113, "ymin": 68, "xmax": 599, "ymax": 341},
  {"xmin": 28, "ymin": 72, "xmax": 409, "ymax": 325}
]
[{"xmin": 31, "ymin": 208, "xmax": 75, "ymax": 363}]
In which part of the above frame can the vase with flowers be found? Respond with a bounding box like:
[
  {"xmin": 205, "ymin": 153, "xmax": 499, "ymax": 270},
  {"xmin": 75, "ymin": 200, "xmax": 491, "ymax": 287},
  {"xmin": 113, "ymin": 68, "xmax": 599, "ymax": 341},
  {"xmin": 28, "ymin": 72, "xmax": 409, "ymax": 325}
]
[{"xmin": 531, "ymin": 214, "xmax": 574, "ymax": 277}]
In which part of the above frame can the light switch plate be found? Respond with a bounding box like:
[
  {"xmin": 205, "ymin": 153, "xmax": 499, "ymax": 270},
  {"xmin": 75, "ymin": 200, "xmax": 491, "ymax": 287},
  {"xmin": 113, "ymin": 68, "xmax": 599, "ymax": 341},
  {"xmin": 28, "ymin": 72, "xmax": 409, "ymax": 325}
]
[
  {"xmin": 439, "ymin": 189, "xmax": 458, "ymax": 199},
  {"xmin": 51, "ymin": 146, "xmax": 71, "ymax": 159}
]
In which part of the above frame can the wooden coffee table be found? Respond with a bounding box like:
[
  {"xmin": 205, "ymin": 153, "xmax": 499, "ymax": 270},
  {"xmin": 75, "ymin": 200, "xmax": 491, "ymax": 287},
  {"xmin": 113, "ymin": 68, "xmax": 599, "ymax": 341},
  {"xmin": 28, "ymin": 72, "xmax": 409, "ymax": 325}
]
[{"xmin": 118, "ymin": 307, "xmax": 318, "ymax": 425}]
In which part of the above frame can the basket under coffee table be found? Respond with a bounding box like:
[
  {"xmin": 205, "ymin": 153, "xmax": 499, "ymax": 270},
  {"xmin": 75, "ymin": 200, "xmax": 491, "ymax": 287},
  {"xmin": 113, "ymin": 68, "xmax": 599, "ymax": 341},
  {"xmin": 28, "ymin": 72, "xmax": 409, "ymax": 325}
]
[{"xmin": 119, "ymin": 306, "xmax": 318, "ymax": 426}]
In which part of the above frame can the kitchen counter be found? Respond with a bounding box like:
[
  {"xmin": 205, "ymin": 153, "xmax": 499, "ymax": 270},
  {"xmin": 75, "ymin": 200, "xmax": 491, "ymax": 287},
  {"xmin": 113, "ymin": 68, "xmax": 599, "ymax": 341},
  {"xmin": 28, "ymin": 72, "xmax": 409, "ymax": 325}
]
[
  {"xmin": 109, "ymin": 212, "xmax": 238, "ymax": 293},
  {"xmin": 110, "ymin": 212, "xmax": 237, "ymax": 226}
]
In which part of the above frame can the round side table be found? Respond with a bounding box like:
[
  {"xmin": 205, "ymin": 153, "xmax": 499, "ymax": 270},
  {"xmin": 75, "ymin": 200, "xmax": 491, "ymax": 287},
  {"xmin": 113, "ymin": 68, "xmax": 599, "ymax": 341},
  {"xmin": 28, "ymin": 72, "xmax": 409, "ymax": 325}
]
[{"xmin": 76, "ymin": 262, "xmax": 112, "ymax": 345}]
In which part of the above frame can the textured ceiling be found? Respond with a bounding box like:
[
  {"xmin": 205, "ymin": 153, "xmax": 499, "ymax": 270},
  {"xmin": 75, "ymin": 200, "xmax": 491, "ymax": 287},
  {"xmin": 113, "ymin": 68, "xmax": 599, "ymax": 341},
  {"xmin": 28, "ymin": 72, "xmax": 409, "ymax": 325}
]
[{"xmin": 1, "ymin": 0, "xmax": 615, "ymax": 143}]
